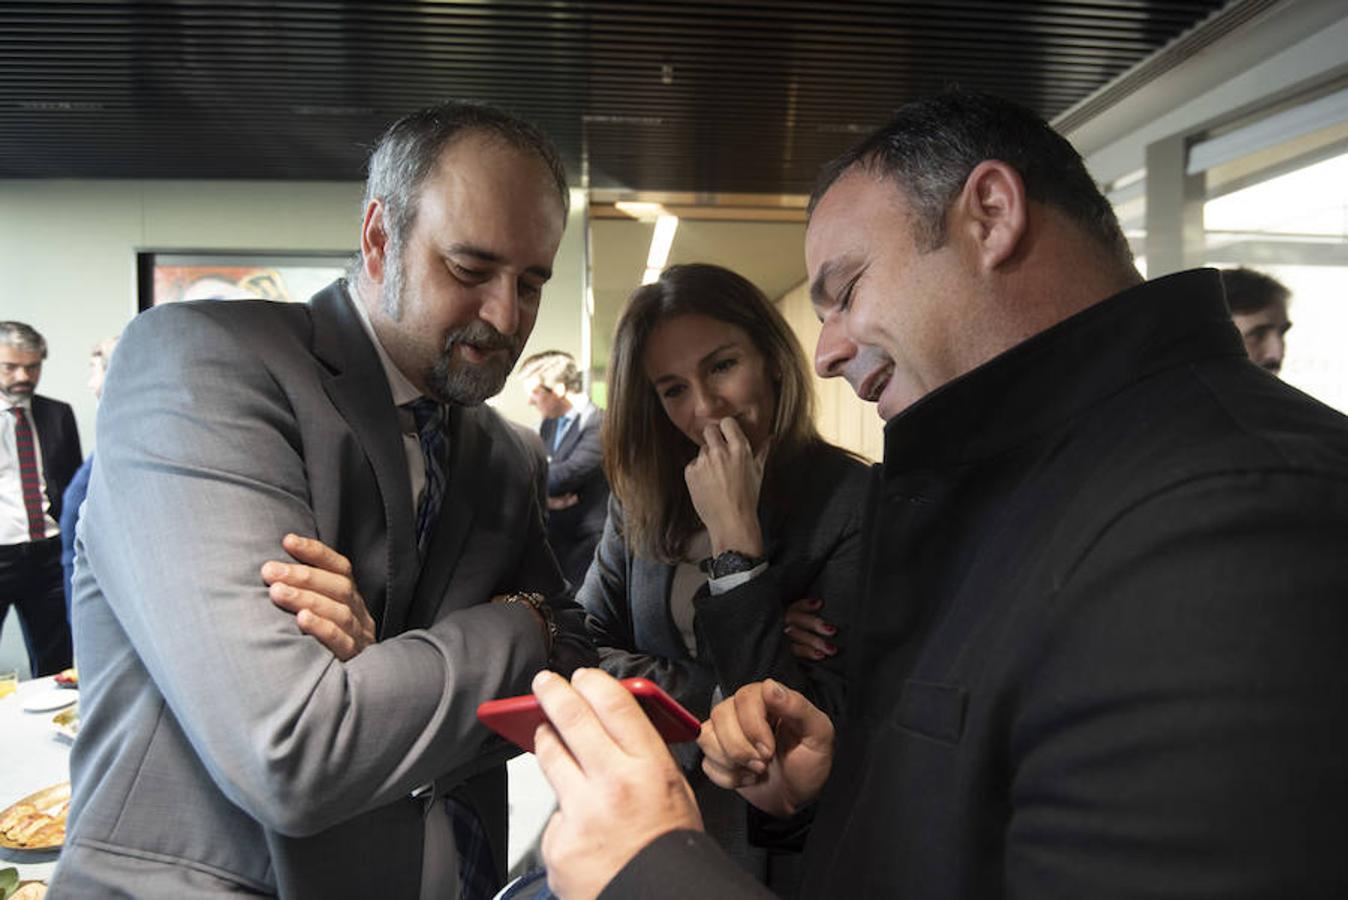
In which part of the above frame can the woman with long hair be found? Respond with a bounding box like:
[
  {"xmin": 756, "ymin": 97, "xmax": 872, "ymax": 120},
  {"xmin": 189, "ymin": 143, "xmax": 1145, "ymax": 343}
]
[{"xmin": 579, "ymin": 263, "xmax": 871, "ymax": 893}]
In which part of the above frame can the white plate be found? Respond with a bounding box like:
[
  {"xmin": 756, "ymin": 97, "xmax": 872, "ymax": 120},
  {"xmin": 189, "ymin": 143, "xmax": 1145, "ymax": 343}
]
[{"xmin": 20, "ymin": 690, "xmax": 77, "ymax": 713}]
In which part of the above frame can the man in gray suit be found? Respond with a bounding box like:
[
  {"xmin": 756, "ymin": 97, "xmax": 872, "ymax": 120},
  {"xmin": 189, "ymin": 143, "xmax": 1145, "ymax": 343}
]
[{"xmin": 52, "ymin": 102, "xmax": 595, "ymax": 899}]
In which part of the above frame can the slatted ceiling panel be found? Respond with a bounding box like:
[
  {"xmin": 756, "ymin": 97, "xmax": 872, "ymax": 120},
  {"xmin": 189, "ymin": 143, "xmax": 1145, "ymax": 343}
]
[{"xmin": 0, "ymin": 0, "xmax": 1232, "ymax": 191}]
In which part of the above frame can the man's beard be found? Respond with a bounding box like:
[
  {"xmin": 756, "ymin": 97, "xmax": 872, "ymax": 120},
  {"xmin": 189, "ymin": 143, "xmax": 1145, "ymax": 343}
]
[
  {"xmin": 428, "ymin": 321, "xmax": 522, "ymax": 405},
  {"xmin": 382, "ymin": 247, "xmax": 523, "ymax": 406},
  {"xmin": 0, "ymin": 382, "xmax": 34, "ymax": 402}
]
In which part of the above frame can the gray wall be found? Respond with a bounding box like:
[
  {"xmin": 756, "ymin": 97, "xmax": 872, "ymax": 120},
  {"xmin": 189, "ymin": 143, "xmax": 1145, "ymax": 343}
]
[{"xmin": 0, "ymin": 180, "xmax": 588, "ymax": 445}]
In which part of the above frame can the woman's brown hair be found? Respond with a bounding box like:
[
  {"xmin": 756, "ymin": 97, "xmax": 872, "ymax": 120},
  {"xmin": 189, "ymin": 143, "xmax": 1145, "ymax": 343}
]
[{"xmin": 603, "ymin": 263, "xmax": 822, "ymax": 562}]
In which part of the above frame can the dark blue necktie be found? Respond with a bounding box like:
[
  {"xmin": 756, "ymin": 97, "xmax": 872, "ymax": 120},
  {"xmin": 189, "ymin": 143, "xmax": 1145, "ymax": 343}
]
[
  {"xmin": 404, "ymin": 398, "xmax": 497, "ymax": 898},
  {"xmin": 405, "ymin": 398, "xmax": 447, "ymax": 556},
  {"xmin": 551, "ymin": 413, "xmax": 574, "ymax": 453}
]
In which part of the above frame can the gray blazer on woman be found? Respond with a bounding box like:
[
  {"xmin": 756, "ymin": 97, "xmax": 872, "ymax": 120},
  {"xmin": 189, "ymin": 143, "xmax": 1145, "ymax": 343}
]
[
  {"xmin": 580, "ymin": 443, "xmax": 871, "ymax": 720},
  {"xmin": 579, "ymin": 444, "xmax": 871, "ymax": 888}
]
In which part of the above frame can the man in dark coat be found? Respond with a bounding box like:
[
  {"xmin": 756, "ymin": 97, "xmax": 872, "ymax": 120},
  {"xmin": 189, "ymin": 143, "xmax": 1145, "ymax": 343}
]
[
  {"xmin": 528, "ymin": 90, "xmax": 1348, "ymax": 900},
  {"xmin": 1, "ymin": 320, "xmax": 80, "ymax": 676}
]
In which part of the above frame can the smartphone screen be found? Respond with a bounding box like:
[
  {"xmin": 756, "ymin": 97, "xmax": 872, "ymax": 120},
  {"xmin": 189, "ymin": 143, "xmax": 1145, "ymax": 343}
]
[{"xmin": 477, "ymin": 677, "xmax": 701, "ymax": 752}]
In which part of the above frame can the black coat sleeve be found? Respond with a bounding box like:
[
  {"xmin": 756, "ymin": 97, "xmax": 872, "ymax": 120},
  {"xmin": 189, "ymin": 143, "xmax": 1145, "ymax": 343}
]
[
  {"xmin": 692, "ymin": 454, "xmax": 869, "ymax": 719},
  {"xmin": 598, "ymin": 830, "xmax": 775, "ymax": 900},
  {"xmin": 35, "ymin": 397, "xmax": 83, "ymax": 518}
]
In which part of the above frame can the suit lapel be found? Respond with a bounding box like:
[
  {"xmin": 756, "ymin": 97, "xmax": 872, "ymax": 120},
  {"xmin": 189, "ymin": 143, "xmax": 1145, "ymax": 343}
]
[
  {"xmin": 32, "ymin": 397, "xmax": 60, "ymax": 469},
  {"xmin": 407, "ymin": 404, "xmax": 482, "ymax": 626},
  {"xmin": 555, "ymin": 417, "xmax": 579, "ymax": 458},
  {"xmin": 555, "ymin": 406, "xmax": 590, "ymax": 459},
  {"xmin": 31, "ymin": 396, "xmax": 60, "ymax": 510},
  {"xmin": 310, "ymin": 282, "xmax": 419, "ymax": 635},
  {"xmin": 632, "ymin": 558, "xmax": 686, "ymax": 660},
  {"xmin": 627, "ymin": 477, "xmax": 778, "ymax": 661}
]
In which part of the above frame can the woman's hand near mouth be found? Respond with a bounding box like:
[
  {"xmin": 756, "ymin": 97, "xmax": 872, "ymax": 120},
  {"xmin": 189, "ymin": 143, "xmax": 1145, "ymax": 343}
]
[{"xmin": 685, "ymin": 416, "xmax": 768, "ymax": 557}]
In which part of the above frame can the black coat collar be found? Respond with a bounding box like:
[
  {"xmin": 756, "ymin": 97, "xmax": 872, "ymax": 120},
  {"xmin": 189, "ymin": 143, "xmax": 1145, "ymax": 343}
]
[{"xmin": 882, "ymin": 269, "xmax": 1246, "ymax": 475}]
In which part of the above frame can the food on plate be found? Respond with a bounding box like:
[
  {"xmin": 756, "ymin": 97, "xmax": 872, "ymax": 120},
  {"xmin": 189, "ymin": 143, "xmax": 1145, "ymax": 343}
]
[
  {"xmin": 0, "ymin": 866, "xmax": 46, "ymax": 899},
  {"xmin": 51, "ymin": 704, "xmax": 79, "ymax": 740},
  {"xmin": 0, "ymin": 805, "xmax": 35, "ymax": 834},
  {"xmin": 0, "ymin": 782, "xmax": 70, "ymax": 850},
  {"xmin": 53, "ymin": 668, "xmax": 77, "ymax": 688}
]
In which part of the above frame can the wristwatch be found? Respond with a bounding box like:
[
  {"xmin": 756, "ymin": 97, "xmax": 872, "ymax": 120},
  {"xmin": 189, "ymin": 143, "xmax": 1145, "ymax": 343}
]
[
  {"xmin": 496, "ymin": 591, "xmax": 558, "ymax": 656},
  {"xmin": 699, "ymin": 550, "xmax": 766, "ymax": 580}
]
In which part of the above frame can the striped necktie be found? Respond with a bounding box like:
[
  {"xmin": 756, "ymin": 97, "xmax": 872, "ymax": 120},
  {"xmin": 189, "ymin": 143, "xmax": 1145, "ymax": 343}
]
[
  {"xmin": 10, "ymin": 407, "xmax": 46, "ymax": 541},
  {"xmin": 405, "ymin": 398, "xmax": 447, "ymax": 556}
]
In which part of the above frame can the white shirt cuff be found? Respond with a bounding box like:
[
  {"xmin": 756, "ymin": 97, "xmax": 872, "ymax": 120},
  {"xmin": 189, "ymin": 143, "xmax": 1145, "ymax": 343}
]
[{"xmin": 708, "ymin": 562, "xmax": 769, "ymax": 595}]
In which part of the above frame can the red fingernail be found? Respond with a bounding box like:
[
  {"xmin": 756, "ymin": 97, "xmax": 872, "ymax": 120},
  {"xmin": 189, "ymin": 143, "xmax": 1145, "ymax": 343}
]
[
  {"xmin": 823, "ymin": 625, "xmax": 837, "ymax": 636},
  {"xmin": 824, "ymin": 642, "xmax": 837, "ymax": 655}
]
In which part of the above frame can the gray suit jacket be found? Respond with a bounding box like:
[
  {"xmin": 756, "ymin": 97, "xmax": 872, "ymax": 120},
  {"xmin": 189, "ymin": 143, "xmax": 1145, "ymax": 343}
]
[{"xmin": 52, "ymin": 282, "xmax": 594, "ymax": 898}]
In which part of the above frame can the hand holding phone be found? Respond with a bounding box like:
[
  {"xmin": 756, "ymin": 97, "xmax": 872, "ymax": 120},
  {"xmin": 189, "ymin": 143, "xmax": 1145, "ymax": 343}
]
[{"xmin": 477, "ymin": 677, "xmax": 700, "ymax": 752}]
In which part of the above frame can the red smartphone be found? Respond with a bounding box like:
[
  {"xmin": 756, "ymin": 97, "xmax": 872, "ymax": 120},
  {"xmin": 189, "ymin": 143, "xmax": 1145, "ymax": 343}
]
[{"xmin": 477, "ymin": 677, "xmax": 701, "ymax": 753}]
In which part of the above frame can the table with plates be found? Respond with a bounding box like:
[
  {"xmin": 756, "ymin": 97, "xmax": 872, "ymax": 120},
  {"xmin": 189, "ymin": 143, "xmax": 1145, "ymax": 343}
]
[
  {"xmin": 0, "ymin": 675, "xmax": 75, "ymax": 884},
  {"xmin": 0, "ymin": 674, "xmax": 560, "ymax": 887}
]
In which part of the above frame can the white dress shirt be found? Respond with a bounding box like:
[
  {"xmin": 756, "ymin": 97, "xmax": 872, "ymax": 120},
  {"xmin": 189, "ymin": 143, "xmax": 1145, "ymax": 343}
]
[{"xmin": 1, "ymin": 397, "xmax": 59, "ymax": 545}]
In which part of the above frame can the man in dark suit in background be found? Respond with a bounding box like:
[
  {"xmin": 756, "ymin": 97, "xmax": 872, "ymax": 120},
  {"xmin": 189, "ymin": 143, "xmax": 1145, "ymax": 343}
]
[
  {"xmin": 519, "ymin": 350, "xmax": 609, "ymax": 588},
  {"xmin": 0, "ymin": 320, "xmax": 79, "ymax": 676},
  {"xmin": 529, "ymin": 90, "xmax": 1348, "ymax": 899}
]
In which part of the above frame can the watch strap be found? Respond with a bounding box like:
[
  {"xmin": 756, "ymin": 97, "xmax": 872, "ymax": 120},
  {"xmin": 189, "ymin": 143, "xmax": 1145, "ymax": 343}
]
[
  {"xmin": 699, "ymin": 550, "xmax": 766, "ymax": 580},
  {"xmin": 496, "ymin": 591, "xmax": 557, "ymax": 658}
]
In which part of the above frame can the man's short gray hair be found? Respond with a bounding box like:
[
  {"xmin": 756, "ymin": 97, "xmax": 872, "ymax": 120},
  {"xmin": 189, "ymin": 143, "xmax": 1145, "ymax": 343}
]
[
  {"xmin": 353, "ymin": 100, "xmax": 569, "ymax": 280},
  {"xmin": 0, "ymin": 321, "xmax": 47, "ymax": 358}
]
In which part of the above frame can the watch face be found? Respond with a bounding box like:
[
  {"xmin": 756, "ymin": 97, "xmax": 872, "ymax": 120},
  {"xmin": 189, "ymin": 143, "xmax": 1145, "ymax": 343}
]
[{"xmin": 711, "ymin": 550, "xmax": 760, "ymax": 578}]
